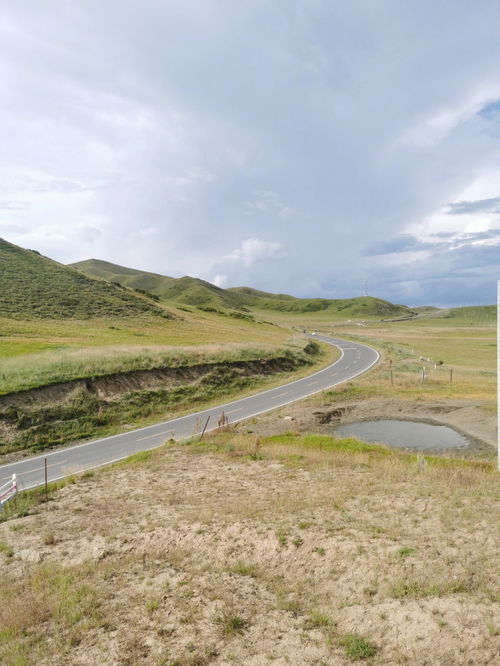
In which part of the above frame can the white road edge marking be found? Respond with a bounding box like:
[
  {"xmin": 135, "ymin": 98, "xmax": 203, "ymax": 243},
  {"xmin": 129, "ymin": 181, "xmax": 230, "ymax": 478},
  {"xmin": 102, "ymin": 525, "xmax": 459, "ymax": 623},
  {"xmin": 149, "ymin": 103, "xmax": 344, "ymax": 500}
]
[{"xmin": 4, "ymin": 337, "xmax": 380, "ymax": 488}]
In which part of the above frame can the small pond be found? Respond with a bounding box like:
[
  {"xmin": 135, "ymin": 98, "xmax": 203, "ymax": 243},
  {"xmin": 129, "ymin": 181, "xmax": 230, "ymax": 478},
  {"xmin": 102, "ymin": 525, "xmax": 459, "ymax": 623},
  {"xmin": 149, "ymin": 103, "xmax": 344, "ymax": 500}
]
[{"xmin": 334, "ymin": 420, "xmax": 471, "ymax": 451}]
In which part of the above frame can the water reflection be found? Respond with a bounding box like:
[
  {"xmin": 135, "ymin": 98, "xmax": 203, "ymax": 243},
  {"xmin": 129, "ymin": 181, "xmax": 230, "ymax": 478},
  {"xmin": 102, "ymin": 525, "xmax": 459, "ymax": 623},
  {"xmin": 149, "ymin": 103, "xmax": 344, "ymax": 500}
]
[{"xmin": 334, "ymin": 420, "xmax": 470, "ymax": 450}]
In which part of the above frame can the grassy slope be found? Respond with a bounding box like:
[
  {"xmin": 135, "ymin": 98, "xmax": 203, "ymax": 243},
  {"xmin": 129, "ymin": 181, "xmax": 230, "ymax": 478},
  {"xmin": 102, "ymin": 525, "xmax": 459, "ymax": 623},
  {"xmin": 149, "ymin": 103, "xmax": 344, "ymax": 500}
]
[
  {"xmin": 0, "ymin": 242, "xmax": 304, "ymax": 390},
  {"xmin": 0, "ymin": 239, "xmax": 168, "ymax": 320},
  {"xmin": 231, "ymin": 287, "xmax": 415, "ymax": 317},
  {"xmin": 72, "ymin": 258, "xmax": 416, "ymax": 318},
  {"xmin": 71, "ymin": 259, "xmax": 248, "ymax": 312}
]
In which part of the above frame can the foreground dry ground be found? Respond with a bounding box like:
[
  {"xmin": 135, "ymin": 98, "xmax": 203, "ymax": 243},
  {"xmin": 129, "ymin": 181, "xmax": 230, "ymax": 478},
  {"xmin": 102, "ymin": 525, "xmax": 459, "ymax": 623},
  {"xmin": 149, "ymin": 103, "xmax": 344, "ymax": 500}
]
[{"xmin": 1, "ymin": 434, "xmax": 499, "ymax": 666}]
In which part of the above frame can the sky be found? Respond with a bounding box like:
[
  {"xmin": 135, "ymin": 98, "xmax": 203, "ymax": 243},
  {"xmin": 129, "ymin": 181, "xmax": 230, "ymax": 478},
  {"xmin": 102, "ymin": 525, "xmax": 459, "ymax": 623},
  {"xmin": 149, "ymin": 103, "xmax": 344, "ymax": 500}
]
[{"xmin": 1, "ymin": 1, "xmax": 499, "ymax": 307}]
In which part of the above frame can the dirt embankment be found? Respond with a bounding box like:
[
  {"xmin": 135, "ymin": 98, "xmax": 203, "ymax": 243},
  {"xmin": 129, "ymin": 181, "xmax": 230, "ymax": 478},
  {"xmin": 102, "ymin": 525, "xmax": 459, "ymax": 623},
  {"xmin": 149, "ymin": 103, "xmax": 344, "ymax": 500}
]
[
  {"xmin": 0, "ymin": 351, "xmax": 319, "ymax": 460},
  {"xmin": 0, "ymin": 356, "xmax": 304, "ymax": 409}
]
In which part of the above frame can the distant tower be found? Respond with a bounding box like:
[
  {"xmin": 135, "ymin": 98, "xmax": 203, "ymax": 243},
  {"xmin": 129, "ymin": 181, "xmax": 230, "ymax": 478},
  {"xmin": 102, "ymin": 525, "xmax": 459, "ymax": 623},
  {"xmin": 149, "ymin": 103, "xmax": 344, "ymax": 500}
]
[{"xmin": 362, "ymin": 279, "xmax": 368, "ymax": 297}]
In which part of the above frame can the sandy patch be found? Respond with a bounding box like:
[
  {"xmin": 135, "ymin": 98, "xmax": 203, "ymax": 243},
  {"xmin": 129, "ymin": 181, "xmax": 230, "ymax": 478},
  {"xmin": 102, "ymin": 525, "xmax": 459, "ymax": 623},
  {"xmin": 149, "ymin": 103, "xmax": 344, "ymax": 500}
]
[{"xmin": 1, "ymin": 442, "xmax": 498, "ymax": 665}]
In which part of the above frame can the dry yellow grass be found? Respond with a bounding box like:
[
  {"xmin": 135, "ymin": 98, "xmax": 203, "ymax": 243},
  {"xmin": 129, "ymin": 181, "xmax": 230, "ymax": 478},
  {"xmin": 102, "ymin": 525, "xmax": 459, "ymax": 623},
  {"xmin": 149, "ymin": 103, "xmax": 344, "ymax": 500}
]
[{"xmin": 0, "ymin": 433, "xmax": 498, "ymax": 665}]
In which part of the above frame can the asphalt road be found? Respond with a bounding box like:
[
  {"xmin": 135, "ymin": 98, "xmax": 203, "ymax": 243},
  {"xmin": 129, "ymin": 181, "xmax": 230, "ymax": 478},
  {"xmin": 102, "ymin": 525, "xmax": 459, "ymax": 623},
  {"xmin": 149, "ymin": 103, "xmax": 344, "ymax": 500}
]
[{"xmin": 0, "ymin": 334, "xmax": 379, "ymax": 490}]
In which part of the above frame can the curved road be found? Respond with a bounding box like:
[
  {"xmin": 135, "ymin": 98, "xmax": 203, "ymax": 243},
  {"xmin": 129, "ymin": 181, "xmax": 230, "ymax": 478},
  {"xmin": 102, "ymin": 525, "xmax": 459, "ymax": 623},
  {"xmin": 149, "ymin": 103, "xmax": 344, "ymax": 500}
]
[{"xmin": 0, "ymin": 335, "xmax": 378, "ymax": 490}]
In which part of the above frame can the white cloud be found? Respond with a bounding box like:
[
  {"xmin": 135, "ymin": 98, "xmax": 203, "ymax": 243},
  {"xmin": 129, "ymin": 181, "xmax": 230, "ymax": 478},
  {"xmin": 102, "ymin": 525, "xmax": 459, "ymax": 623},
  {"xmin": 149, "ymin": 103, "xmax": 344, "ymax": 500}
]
[
  {"xmin": 223, "ymin": 237, "xmax": 287, "ymax": 268},
  {"xmin": 0, "ymin": 1, "xmax": 499, "ymax": 305},
  {"xmin": 399, "ymin": 90, "xmax": 499, "ymax": 148},
  {"xmin": 245, "ymin": 190, "xmax": 296, "ymax": 219},
  {"xmin": 211, "ymin": 273, "xmax": 228, "ymax": 288}
]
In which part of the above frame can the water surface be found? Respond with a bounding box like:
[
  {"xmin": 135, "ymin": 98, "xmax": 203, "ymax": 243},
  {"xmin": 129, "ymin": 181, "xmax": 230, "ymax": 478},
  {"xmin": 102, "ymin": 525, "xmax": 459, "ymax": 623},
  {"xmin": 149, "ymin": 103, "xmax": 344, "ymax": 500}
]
[{"xmin": 334, "ymin": 419, "xmax": 470, "ymax": 451}]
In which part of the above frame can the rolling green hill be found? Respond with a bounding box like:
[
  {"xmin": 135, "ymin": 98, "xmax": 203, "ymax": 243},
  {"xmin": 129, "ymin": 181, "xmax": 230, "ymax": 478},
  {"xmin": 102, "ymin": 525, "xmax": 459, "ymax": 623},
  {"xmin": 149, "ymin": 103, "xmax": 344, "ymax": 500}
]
[
  {"xmin": 229, "ymin": 287, "xmax": 415, "ymax": 318},
  {"xmin": 446, "ymin": 305, "xmax": 496, "ymax": 325},
  {"xmin": 71, "ymin": 259, "xmax": 248, "ymax": 312},
  {"xmin": 0, "ymin": 239, "xmax": 169, "ymax": 319},
  {"xmin": 71, "ymin": 259, "xmax": 417, "ymax": 319}
]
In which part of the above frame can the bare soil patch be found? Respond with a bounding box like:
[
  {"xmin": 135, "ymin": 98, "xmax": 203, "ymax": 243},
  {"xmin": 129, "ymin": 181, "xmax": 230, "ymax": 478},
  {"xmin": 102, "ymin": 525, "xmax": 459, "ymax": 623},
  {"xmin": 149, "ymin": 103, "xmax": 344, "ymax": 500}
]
[{"xmin": 1, "ymin": 436, "xmax": 498, "ymax": 665}]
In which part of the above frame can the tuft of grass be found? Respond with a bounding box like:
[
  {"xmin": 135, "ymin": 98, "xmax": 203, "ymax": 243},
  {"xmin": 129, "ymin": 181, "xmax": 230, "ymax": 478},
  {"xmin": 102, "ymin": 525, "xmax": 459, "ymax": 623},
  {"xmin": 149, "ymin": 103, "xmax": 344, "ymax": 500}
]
[
  {"xmin": 0, "ymin": 540, "xmax": 14, "ymax": 558},
  {"xmin": 231, "ymin": 561, "xmax": 258, "ymax": 577},
  {"xmin": 276, "ymin": 528, "xmax": 288, "ymax": 547},
  {"xmin": 486, "ymin": 617, "xmax": 498, "ymax": 637},
  {"xmin": 339, "ymin": 633, "xmax": 378, "ymax": 660},
  {"xmin": 396, "ymin": 546, "xmax": 416, "ymax": 559},
  {"xmin": 43, "ymin": 532, "xmax": 56, "ymax": 546},
  {"xmin": 215, "ymin": 612, "xmax": 248, "ymax": 637},
  {"xmin": 115, "ymin": 449, "xmax": 154, "ymax": 466},
  {"xmin": 145, "ymin": 599, "xmax": 160, "ymax": 613},
  {"xmin": 305, "ymin": 609, "xmax": 332, "ymax": 628}
]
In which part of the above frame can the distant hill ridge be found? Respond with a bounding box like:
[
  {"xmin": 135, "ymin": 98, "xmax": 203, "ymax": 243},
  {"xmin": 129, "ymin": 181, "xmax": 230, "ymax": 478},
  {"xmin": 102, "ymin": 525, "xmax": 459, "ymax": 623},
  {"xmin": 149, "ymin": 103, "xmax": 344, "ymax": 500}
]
[
  {"xmin": 0, "ymin": 239, "xmax": 170, "ymax": 319},
  {"xmin": 71, "ymin": 258, "xmax": 248, "ymax": 312},
  {"xmin": 71, "ymin": 258, "xmax": 416, "ymax": 318}
]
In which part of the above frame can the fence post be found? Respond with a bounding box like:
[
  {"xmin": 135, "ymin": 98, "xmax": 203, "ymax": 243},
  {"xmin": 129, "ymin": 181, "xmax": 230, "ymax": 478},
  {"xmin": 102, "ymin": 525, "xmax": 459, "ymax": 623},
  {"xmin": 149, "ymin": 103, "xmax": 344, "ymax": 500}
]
[{"xmin": 199, "ymin": 415, "xmax": 211, "ymax": 440}]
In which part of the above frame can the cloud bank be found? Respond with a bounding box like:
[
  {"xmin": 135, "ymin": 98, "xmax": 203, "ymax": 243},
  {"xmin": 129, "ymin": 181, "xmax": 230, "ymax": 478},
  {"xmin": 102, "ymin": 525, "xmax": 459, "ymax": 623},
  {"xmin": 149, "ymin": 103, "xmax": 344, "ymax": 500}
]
[{"xmin": 0, "ymin": 1, "xmax": 499, "ymax": 306}]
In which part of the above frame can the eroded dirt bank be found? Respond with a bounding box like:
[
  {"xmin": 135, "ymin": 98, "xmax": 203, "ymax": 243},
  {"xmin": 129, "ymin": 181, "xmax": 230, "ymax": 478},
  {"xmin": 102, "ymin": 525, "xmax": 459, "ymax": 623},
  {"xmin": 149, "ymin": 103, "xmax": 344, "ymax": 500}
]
[
  {"xmin": 0, "ymin": 357, "xmax": 309, "ymax": 409},
  {"xmin": 0, "ymin": 349, "xmax": 320, "ymax": 460}
]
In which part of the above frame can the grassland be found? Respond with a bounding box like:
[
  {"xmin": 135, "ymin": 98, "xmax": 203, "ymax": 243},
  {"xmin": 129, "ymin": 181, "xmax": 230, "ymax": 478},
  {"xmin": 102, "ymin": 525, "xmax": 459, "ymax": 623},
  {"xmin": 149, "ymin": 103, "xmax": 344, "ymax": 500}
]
[
  {"xmin": 258, "ymin": 305, "xmax": 497, "ymax": 406},
  {"xmin": 0, "ymin": 239, "xmax": 168, "ymax": 320},
  {"xmin": 0, "ymin": 432, "xmax": 498, "ymax": 665},
  {"xmin": 72, "ymin": 259, "xmax": 250, "ymax": 313},
  {"xmin": 0, "ymin": 300, "xmax": 296, "ymax": 393},
  {"xmin": 72, "ymin": 258, "xmax": 416, "ymax": 318}
]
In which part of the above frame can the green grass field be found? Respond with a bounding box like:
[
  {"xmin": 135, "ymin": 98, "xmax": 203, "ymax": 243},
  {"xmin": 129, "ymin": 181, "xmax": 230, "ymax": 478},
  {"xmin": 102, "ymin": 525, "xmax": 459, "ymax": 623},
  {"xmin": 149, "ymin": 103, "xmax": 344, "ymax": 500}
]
[
  {"xmin": 248, "ymin": 305, "xmax": 496, "ymax": 407},
  {"xmin": 0, "ymin": 307, "xmax": 296, "ymax": 394}
]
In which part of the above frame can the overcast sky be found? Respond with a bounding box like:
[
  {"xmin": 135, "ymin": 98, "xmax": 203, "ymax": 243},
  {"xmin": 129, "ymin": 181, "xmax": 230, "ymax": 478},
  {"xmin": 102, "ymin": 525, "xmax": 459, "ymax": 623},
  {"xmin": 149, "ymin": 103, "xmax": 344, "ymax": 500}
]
[{"xmin": 1, "ymin": 1, "xmax": 499, "ymax": 306}]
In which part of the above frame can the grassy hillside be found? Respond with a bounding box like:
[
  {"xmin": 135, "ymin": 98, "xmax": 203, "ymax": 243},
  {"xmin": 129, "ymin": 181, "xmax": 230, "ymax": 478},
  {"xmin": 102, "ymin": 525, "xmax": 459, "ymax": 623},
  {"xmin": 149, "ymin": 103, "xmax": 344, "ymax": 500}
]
[
  {"xmin": 71, "ymin": 259, "xmax": 248, "ymax": 312},
  {"xmin": 72, "ymin": 259, "xmax": 415, "ymax": 319},
  {"xmin": 0, "ymin": 239, "xmax": 168, "ymax": 320},
  {"xmin": 256, "ymin": 295, "xmax": 414, "ymax": 317},
  {"xmin": 446, "ymin": 305, "xmax": 496, "ymax": 325}
]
